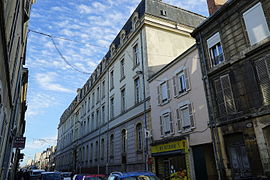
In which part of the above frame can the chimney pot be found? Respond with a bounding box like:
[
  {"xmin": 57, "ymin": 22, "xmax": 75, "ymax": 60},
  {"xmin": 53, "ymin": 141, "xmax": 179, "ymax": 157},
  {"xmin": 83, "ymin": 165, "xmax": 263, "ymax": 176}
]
[{"xmin": 207, "ymin": 0, "xmax": 227, "ymax": 15}]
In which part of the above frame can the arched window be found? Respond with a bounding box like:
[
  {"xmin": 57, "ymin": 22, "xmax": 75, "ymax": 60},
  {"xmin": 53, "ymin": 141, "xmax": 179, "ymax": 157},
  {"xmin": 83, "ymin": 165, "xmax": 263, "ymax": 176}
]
[
  {"xmin": 120, "ymin": 30, "xmax": 126, "ymax": 45},
  {"xmin": 136, "ymin": 123, "xmax": 143, "ymax": 151},
  {"xmin": 110, "ymin": 134, "xmax": 114, "ymax": 158},
  {"xmin": 121, "ymin": 129, "xmax": 127, "ymax": 153},
  {"xmin": 132, "ymin": 12, "xmax": 139, "ymax": 31},
  {"xmin": 110, "ymin": 44, "xmax": 116, "ymax": 57}
]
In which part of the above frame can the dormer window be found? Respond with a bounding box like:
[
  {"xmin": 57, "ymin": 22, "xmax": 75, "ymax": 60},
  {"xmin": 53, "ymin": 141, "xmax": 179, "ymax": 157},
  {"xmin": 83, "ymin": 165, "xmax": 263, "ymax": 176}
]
[
  {"xmin": 132, "ymin": 12, "xmax": 139, "ymax": 31},
  {"xmin": 110, "ymin": 44, "xmax": 116, "ymax": 57},
  {"xmin": 160, "ymin": 10, "xmax": 167, "ymax": 16},
  {"xmin": 120, "ymin": 30, "xmax": 126, "ymax": 45}
]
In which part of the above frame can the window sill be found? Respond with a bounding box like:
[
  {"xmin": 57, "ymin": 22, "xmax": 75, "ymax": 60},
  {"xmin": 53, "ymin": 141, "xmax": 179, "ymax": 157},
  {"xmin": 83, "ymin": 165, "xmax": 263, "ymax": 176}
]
[
  {"xmin": 175, "ymin": 90, "xmax": 189, "ymax": 99},
  {"xmin": 159, "ymin": 99, "xmax": 170, "ymax": 106},
  {"xmin": 120, "ymin": 76, "xmax": 126, "ymax": 82},
  {"xmin": 178, "ymin": 127, "xmax": 195, "ymax": 134},
  {"xmin": 136, "ymin": 150, "xmax": 143, "ymax": 154},
  {"xmin": 242, "ymin": 37, "xmax": 270, "ymax": 57},
  {"xmin": 110, "ymin": 87, "xmax": 114, "ymax": 91},
  {"xmin": 133, "ymin": 64, "xmax": 140, "ymax": 70}
]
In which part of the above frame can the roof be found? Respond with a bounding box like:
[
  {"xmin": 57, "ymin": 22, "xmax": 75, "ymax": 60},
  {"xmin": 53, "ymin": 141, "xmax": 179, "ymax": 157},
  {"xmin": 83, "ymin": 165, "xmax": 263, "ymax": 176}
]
[{"xmin": 111, "ymin": 172, "xmax": 156, "ymax": 178}]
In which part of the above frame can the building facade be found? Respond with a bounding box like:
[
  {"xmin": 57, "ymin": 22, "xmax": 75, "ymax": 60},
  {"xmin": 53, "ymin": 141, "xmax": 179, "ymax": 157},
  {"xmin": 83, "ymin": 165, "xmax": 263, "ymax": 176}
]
[
  {"xmin": 55, "ymin": 0, "xmax": 205, "ymax": 174},
  {"xmin": 0, "ymin": 0, "xmax": 34, "ymax": 179},
  {"xmin": 192, "ymin": 0, "xmax": 270, "ymax": 179},
  {"xmin": 149, "ymin": 45, "xmax": 217, "ymax": 180}
]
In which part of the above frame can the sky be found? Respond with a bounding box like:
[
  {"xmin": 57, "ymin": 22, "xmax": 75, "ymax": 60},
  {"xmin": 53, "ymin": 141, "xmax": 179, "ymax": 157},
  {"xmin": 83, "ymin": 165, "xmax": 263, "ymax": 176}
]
[{"xmin": 22, "ymin": 0, "xmax": 208, "ymax": 165}]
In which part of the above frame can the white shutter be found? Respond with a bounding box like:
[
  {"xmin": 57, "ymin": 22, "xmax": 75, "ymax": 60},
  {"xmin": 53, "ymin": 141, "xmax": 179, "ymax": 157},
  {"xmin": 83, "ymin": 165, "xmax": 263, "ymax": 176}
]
[
  {"xmin": 243, "ymin": 3, "xmax": 270, "ymax": 45},
  {"xmin": 184, "ymin": 68, "xmax": 190, "ymax": 90},
  {"xmin": 182, "ymin": 107, "xmax": 191, "ymax": 128},
  {"xmin": 173, "ymin": 76, "xmax": 179, "ymax": 96},
  {"xmin": 189, "ymin": 103, "xmax": 195, "ymax": 128},
  {"xmin": 220, "ymin": 75, "xmax": 236, "ymax": 114},
  {"xmin": 176, "ymin": 108, "xmax": 181, "ymax": 131},
  {"xmin": 160, "ymin": 116, "xmax": 164, "ymax": 136},
  {"xmin": 167, "ymin": 80, "xmax": 171, "ymax": 100},
  {"xmin": 169, "ymin": 112, "xmax": 173, "ymax": 133},
  {"xmin": 163, "ymin": 114, "xmax": 170, "ymax": 134}
]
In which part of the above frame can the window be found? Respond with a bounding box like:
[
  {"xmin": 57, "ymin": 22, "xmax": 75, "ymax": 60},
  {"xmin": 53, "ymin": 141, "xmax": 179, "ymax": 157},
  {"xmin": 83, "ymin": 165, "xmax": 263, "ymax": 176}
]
[
  {"xmin": 110, "ymin": 134, "xmax": 114, "ymax": 158},
  {"xmin": 91, "ymin": 113, "xmax": 94, "ymax": 131},
  {"xmin": 92, "ymin": 92, "xmax": 95, "ymax": 108},
  {"xmin": 86, "ymin": 145, "xmax": 89, "ymax": 163},
  {"xmin": 88, "ymin": 97, "xmax": 91, "ymax": 111},
  {"xmin": 176, "ymin": 103, "xmax": 194, "ymax": 131},
  {"xmin": 120, "ymin": 59, "xmax": 125, "ymax": 79},
  {"xmin": 102, "ymin": 80, "xmax": 105, "ymax": 99},
  {"xmin": 110, "ymin": 97, "xmax": 114, "ymax": 119},
  {"xmin": 134, "ymin": 78, "xmax": 140, "ymax": 103},
  {"xmin": 158, "ymin": 81, "xmax": 170, "ymax": 104},
  {"xmin": 96, "ymin": 109, "xmax": 99, "ymax": 129},
  {"xmin": 207, "ymin": 32, "xmax": 224, "ymax": 66},
  {"xmin": 101, "ymin": 105, "xmax": 105, "ymax": 125},
  {"xmin": 96, "ymin": 86, "xmax": 100, "ymax": 103},
  {"xmin": 132, "ymin": 13, "xmax": 139, "ymax": 30},
  {"xmin": 110, "ymin": 70, "xmax": 114, "ymax": 90},
  {"xmin": 160, "ymin": 10, "xmax": 167, "ymax": 16},
  {"xmin": 214, "ymin": 74, "xmax": 236, "ymax": 117},
  {"xmin": 173, "ymin": 69, "xmax": 190, "ymax": 96},
  {"xmin": 160, "ymin": 112, "xmax": 173, "ymax": 135},
  {"xmin": 136, "ymin": 123, "xmax": 143, "ymax": 151},
  {"xmin": 133, "ymin": 44, "xmax": 139, "ymax": 66},
  {"xmin": 121, "ymin": 129, "xmax": 127, "ymax": 153},
  {"xmin": 254, "ymin": 55, "xmax": 270, "ymax": 105},
  {"xmin": 243, "ymin": 3, "xmax": 270, "ymax": 46},
  {"xmin": 101, "ymin": 139, "xmax": 105, "ymax": 160},
  {"xmin": 95, "ymin": 141, "xmax": 98, "ymax": 161},
  {"xmin": 121, "ymin": 88, "xmax": 126, "ymax": 112}
]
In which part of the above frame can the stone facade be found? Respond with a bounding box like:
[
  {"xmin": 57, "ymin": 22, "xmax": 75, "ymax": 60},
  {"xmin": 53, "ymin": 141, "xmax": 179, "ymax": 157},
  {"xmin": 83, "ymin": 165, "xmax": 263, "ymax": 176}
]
[
  {"xmin": 0, "ymin": 0, "xmax": 33, "ymax": 179},
  {"xmin": 55, "ymin": 0, "xmax": 205, "ymax": 174},
  {"xmin": 192, "ymin": 0, "xmax": 270, "ymax": 179}
]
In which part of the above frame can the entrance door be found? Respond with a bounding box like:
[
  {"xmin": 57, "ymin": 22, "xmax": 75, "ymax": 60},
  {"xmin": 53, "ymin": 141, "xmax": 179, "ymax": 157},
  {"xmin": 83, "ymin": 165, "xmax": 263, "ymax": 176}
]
[
  {"xmin": 225, "ymin": 134, "xmax": 251, "ymax": 179},
  {"xmin": 164, "ymin": 160, "xmax": 170, "ymax": 180}
]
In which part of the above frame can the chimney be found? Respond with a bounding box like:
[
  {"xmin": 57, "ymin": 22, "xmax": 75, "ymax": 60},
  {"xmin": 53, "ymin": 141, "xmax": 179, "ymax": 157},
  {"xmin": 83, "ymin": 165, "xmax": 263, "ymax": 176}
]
[{"xmin": 207, "ymin": 0, "xmax": 227, "ymax": 15}]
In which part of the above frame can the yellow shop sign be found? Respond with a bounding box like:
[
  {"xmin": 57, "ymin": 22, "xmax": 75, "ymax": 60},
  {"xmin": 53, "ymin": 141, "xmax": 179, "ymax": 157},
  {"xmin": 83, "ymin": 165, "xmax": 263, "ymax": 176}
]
[{"xmin": 151, "ymin": 140, "xmax": 187, "ymax": 154}]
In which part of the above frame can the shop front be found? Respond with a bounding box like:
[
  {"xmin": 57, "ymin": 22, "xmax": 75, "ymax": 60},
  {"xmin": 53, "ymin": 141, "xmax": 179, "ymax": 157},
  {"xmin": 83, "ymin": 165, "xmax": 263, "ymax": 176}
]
[{"xmin": 151, "ymin": 139, "xmax": 190, "ymax": 180}]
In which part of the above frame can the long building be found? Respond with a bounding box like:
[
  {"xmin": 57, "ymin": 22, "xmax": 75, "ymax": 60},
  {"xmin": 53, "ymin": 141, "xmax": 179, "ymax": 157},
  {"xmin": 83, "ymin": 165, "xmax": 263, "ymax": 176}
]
[
  {"xmin": 192, "ymin": 0, "xmax": 270, "ymax": 179},
  {"xmin": 0, "ymin": 0, "xmax": 34, "ymax": 179},
  {"xmin": 55, "ymin": 0, "xmax": 205, "ymax": 174}
]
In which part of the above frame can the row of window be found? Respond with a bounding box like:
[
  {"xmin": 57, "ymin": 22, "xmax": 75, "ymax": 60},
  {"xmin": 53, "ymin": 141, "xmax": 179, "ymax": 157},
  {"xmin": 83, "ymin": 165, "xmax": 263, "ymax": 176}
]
[
  {"xmin": 77, "ymin": 123, "xmax": 143, "ymax": 164},
  {"xmin": 160, "ymin": 103, "xmax": 194, "ymax": 136},
  {"xmin": 157, "ymin": 68, "xmax": 190, "ymax": 105},
  {"xmin": 207, "ymin": 2, "xmax": 270, "ymax": 68}
]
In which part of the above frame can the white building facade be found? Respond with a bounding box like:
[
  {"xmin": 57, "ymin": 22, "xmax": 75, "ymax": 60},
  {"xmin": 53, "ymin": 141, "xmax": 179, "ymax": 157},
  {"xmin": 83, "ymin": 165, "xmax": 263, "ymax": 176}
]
[{"xmin": 55, "ymin": 0, "xmax": 205, "ymax": 174}]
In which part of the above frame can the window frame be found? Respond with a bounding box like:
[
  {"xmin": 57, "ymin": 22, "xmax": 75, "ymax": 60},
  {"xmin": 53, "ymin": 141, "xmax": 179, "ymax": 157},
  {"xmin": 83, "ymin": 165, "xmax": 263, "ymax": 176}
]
[
  {"xmin": 134, "ymin": 77, "xmax": 141, "ymax": 104},
  {"xmin": 158, "ymin": 80, "xmax": 170, "ymax": 105},
  {"xmin": 133, "ymin": 43, "xmax": 140, "ymax": 67},
  {"xmin": 176, "ymin": 103, "xmax": 195, "ymax": 132},
  {"xmin": 160, "ymin": 110, "xmax": 173, "ymax": 136},
  {"xmin": 207, "ymin": 32, "xmax": 225, "ymax": 67}
]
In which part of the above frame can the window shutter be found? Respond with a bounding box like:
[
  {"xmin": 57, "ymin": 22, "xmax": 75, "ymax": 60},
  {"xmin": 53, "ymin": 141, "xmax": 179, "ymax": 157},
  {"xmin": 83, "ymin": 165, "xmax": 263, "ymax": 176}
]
[
  {"xmin": 176, "ymin": 108, "xmax": 181, "ymax": 131},
  {"xmin": 167, "ymin": 80, "xmax": 171, "ymax": 100},
  {"xmin": 189, "ymin": 103, "xmax": 195, "ymax": 128},
  {"xmin": 220, "ymin": 75, "xmax": 236, "ymax": 114},
  {"xmin": 182, "ymin": 107, "xmax": 191, "ymax": 128},
  {"xmin": 173, "ymin": 76, "xmax": 178, "ymax": 96},
  {"xmin": 184, "ymin": 68, "xmax": 190, "ymax": 90},
  {"xmin": 160, "ymin": 116, "xmax": 164, "ymax": 136},
  {"xmin": 169, "ymin": 112, "xmax": 173, "ymax": 133},
  {"xmin": 255, "ymin": 56, "xmax": 270, "ymax": 105},
  {"xmin": 214, "ymin": 79, "xmax": 227, "ymax": 116},
  {"xmin": 157, "ymin": 85, "xmax": 161, "ymax": 105}
]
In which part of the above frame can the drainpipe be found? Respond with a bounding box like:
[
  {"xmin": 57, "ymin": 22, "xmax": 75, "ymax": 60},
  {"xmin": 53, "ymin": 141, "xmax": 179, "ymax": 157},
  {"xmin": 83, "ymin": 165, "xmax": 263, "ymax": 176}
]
[
  {"xmin": 106, "ymin": 70, "xmax": 110, "ymax": 174},
  {"xmin": 139, "ymin": 30, "xmax": 149, "ymax": 171},
  {"xmin": 198, "ymin": 32, "xmax": 223, "ymax": 180}
]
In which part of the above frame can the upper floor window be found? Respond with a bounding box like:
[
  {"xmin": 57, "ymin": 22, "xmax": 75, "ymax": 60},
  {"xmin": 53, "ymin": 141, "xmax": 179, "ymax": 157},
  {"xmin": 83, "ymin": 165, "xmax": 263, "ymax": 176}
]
[
  {"xmin": 110, "ymin": 96, "xmax": 114, "ymax": 119},
  {"xmin": 176, "ymin": 103, "xmax": 194, "ymax": 131},
  {"xmin": 121, "ymin": 87, "xmax": 126, "ymax": 112},
  {"xmin": 173, "ymin": 68, "xmax": 190, "ymax": 96},
  {"xmin": 120, "ymin": 58, "xmax": 125, "ymax": 80},
  {"xmin": 96, "ymin": 109, "xmax": 99, "ymax": 129},
  {"xmin": 96, "ymin": 86, "xmax": 100, "ymax": 103},
  {"xmin": 214, "ymin": 74, "xmax": 236, "ymax": 117},
  {"xmin": 207, "ymin": 32, "xmax": 224, "ymax": 67},
  {"xmin": 92, "ymin": 92, "xmax": 95, "ymax": 108},
  {"xmin": 133, "ymin": 44, "xmax": 139, "ymax": 67},
  {"xmin": 101, "ymin": 80, "xmax": 106, "ymax": 99},
  {"xmin": 110, "ymin": 134, "xmax": 114, "ymax": 158},
  {"xmin": 160, "ymin": 111, "xmax": 173, "ymax": 136},
  {"xmin": 132, "ymin": 12, "xmax": 139, "ymax": 30},
  {"xmin": 90, "ymin": 143, "xmax": 93, "ymax": 162},
  {"xmin": 101, "ymin": 105, "xmax": 105, "ymax": 125},
  {"xmin": 110, "ymin": 70, "xmax": 114, "ymax": 90},
  {"xmin": 95, "ymin": 141, "xmax": 98, "ymax": 161},
  {"xmin": 158, "ymin": 81, "xmax": 170, "ymax": 105},
  {"xmin": 101, "ymin": 138, "xmax": 105, "ymax": 160},
  {"xmin": 120, "ymin": 30, "xmax": 126, "ymax": 45},
  {"xmin": 254, "ymin": 55, "xmax": 270, "ymax": 105},
  {"xmin": 134, "ymin": 77, "xmax": 141, "ymax": 104},
  {"xmin": 243, "ymin": 2, "xmax": 270, "ymax": 46}
]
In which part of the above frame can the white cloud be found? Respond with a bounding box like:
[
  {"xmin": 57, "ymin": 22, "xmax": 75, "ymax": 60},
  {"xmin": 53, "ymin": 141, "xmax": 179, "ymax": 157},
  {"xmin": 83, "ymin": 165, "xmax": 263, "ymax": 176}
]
[
  {"xmin": 77, "ymin": 4, "xmax": 93, "ymax": 14},
  {"xmin": 35, "ymin": 72, "xmax": 73, "ymax": 93}
]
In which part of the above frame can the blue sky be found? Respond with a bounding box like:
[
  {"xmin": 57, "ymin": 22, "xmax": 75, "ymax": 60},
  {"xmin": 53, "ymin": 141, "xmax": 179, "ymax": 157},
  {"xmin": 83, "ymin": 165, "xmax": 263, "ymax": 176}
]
[{"xmin": 22, "ymin": 0, "xmax": 208, "ymax": 165}]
